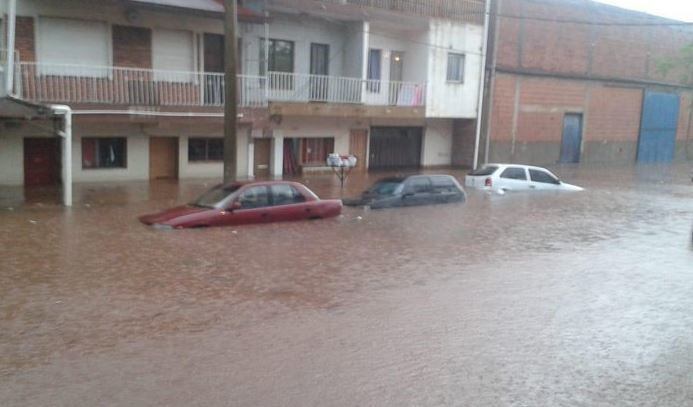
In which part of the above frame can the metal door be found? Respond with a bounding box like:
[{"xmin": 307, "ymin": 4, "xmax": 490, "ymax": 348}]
[
  {"xmin": 559, "ymin": 113, "xmax": 583, "ymax": 163},
  {"xmin": 310, "ymin": 43, "xmax": 329, "ymax": 101},
  {"xmin": 637, "ymin": 91, "xmax": 680, "ymax": 163},
  {"xmin": 369, "ymin": 127, "xmax": 422, "ymax": 170},
  {"xmin": 24, "ymin": 138, "xmax": 60, "ymax": 186}
]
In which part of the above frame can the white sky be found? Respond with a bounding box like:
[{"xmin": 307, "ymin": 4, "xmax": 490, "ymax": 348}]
[{"xmin": 595, "ymin": 0, "xmax": 693, "ymax": 22}]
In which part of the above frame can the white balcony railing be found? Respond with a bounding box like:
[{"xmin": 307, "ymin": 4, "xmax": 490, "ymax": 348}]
[
  {"xmin": 267, "ymin": 72, "xmax": 425, "ymax": 106},
  {"xmin": 16, "ymin": 62, "xmax": 426, "ymax": 108},
  {"xmin": 319, "ymin": 0, "xmax": 485, "ymax": 23}
]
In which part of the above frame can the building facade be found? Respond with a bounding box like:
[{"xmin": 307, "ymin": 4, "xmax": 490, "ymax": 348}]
[
  {"xmin": 0, "ymin": 0, "xmax": 487, "ymax": 190},
  {"xmin": 483, "ymin": 0, "xmax": 693, "ymax": 165}
]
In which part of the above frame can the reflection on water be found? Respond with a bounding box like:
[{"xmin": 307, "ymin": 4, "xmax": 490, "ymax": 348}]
[{"xmin": 1, "ymin": 164, "xmax": 692, "ymax": 406}]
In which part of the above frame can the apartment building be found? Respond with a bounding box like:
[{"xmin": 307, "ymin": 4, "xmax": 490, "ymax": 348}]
[{"xmin": 0, "ymin": 0, "xmax": 487, "ymax": 196}]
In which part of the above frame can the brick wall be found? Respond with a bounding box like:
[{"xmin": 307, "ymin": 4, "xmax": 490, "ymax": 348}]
[
  {"xmin": 491, "ymin": 75, "xmax": 652, "ymax": 144},
  {"xmin": 112, "ymin": 25, "xmax": 152, "ymax": 69},
  {"xmin": 496, "ymin": 0, "xmax": 693, "ymax": 85},
  {"xmin": 489, "ymin": 74, "xmax": 517, "ymax": 142},
  {"xmin": 15, "ymin": 16, "xmax": 35, "ymax": 62},
  {"xmin": 585, "ymin": 87, "xmax": 642, "ymax": 142}
]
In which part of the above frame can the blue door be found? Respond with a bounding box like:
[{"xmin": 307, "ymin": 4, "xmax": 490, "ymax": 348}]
[
  {"xmin": 560, "ymin": 113, "xmax": 583, "ymax": 163},
  {"xmin": 637, "ymin": 91, "xmax": 680, "ymax": 163}
]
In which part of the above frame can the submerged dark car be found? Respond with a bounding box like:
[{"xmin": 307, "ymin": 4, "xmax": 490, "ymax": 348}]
[{"xmin": 344, "ymin": 175, "xmax": 466, "ymax": 209}]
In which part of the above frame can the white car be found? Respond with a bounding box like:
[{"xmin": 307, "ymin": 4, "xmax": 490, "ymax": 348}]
[{"xmin": 465, "ymin": 164, "xmax": 583, "ymax": 193}]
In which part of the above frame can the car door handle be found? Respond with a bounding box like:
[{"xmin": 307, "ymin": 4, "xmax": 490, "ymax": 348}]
[
  {"xmin": 305, "ymin": 208, "xmax": 312, "ymax": 213},
  {"xmin": 529, "ymin": 185, "xmax": 536, "ymax": 189},
  {"xmin": 261, "ymin": 213, "xmax": 270, "ymax": 218}
]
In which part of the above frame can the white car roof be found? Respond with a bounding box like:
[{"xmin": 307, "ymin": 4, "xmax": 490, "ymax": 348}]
[{"xmin": 485, "ymin": 163, "xmax": 553, "ymax": 172}]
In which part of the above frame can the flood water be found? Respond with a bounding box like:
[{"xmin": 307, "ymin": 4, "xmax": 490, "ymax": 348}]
[{"xmin": 1, "ymin": 165, "xmax": 692, "ymax": 406}]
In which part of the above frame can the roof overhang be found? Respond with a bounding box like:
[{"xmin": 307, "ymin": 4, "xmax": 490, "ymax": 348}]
[
  {"xmin": 0, "ymin": 97, "xmax": 52, "ymax": 120},
  {"xmin": 126, "ymin": 0, "xmax": 266, "ymax": 23}
]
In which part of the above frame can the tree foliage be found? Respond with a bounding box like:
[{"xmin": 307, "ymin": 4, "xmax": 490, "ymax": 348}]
[{"xmin": 657, "ymin": 43, "xmax": 693, "ymax": 85}]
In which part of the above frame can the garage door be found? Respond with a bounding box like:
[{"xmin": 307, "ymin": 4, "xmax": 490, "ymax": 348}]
[
  {"xmin": 637, "ymin": 91, "xmax": 680, "ymax": 163},
  {"xmin": 369, "ymin": 127, "xmax": 422, "ymax": 170}
]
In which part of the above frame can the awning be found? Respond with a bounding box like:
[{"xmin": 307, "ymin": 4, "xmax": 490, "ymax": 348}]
[
  {"xmin": 127, "ymin": 0, "xmax": 266, "ymax": 23},
  {"xmin": 0, "ymin": 97, "xmax": 51, "ymax": 120}
]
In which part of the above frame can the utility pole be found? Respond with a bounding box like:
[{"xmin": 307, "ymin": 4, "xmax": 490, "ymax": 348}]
[{"xmin": 223, "ymin": 0, "xmax": 238, "ymax": 183}]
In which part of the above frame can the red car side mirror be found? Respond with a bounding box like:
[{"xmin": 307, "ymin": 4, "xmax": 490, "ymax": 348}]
[{"xmin": 229, "ymin": 201, "xmax": 242, "ymax": 211}]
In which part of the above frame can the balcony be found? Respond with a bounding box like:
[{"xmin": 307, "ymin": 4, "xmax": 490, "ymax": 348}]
[
  {"xmin": 16, "ymin": 63, "xmax": 426, "ymax": 109},
  {"xmin": 315, "ymin": 0, "xmax": 485, "ymax": 23}
]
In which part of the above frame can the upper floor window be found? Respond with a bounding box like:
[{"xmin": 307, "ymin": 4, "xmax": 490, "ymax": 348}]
[
  {"xmin": 152, "ymin": 28, "xmax": 194, "ymax": 82},
  {"xmin": 260, "ymin": 39, "xmax": 295, "ymax": 74},
  {"xmin": 82, "ymin": 137, "xmax": 127, "ymax": 169},
  {"xmin": 38, "ymin": 17, "xmax": 109, "ymax": 77},
  {"xmin": 446, "ymin": 53, "xmax": 465, "ymax": 83},
  {"xmin": 367, "ymin": 49, "xmax": 382, "ymax": 92}
]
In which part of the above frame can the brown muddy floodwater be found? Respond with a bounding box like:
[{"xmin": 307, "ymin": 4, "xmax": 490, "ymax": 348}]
[{"xmin": 1, "ymin": 165, "xmax": 692, "ymax": 406}]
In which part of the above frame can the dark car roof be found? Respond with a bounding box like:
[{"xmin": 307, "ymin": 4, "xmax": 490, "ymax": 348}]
[{"xmin": 217, "ymin": 180, "xmax": 305, "ymax": 189}]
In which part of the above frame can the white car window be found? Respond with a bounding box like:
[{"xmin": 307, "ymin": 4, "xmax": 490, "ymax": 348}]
[
  {"xmin": 529, "ymin": 169, "xmax": 560, "ymax": 185},
  {"xmin": 500, "ymin": 167, "xmax": 527, "ymax": 180}
]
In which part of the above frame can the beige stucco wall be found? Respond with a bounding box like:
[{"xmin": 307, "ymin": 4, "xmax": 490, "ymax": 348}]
[{"xmin": 422, "ymin": 118, "xmax": 453, "ymax": 166}]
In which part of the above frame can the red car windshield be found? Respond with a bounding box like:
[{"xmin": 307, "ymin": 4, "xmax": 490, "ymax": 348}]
[{"xmin": 192, "ymin": 185, "xmax": 242, "ymax": 208}]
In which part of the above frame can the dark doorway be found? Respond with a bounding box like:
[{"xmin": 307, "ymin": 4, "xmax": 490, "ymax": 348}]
[
  {"xmin": 283, "ymin": 138, "xmax": 300, "ymax": 176},
  {"xmin": 369, "ymin": 127, "xmax": 422, "ymax": 170},
  {"xmin": 24, "ymin": 138, "xmax": 60, "ymax": 186},
  {"xmin": 637, "ymin": 91, "xmax": 680, "ymax": 163},
  {"xmin": 310, "ymin": 43, "xmax": 329, "ymax": 101},
  {"xmin": 559, "ymin": 113, "xmax": 583, "ymax": 163},
  {"xmin": 253, "ymin": 138, "xmax": 271, "ymax": 178},
  {"xmin": 204, "ymin": 33, "xmax": 225, "ymax": 105}
]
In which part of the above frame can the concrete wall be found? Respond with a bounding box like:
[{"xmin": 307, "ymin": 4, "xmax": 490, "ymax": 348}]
[
  {"xmin": 263, "ymin": 14, "xmax": 348, "ymax": 77},
  {"xmin": 426, "ymin": 19, "xmax": 483, "ymax": 119},
  {"xmin": 0, "ymin": 132, "xmax": 24, "ymax": 185},
  {"xmin": 422, "ymin": 118, "xmax": 453, "ymax": 166}
]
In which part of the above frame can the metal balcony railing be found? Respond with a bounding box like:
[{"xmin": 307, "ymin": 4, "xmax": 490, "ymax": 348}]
[
  {"xmin": 320, "ymin": 0, "xmax": 485, "ymax": 23},
  {"xmin": 16, "ymin": 62, "xmax": 427, "ymax": 108}
]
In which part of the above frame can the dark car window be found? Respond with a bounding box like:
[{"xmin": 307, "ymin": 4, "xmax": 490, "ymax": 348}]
[
  {"xmin": 193, "ymin": 184, "xmax": 241, "ymax": 208},
  {"xmin": 271, "ymin": 184, "xmax": 305, "ymax": 206},
  {"xmin": 406, "ymin": 177, "xmax": 433, "ymax": 193},
  {"xmin": 529, "ymin": 169, "xmax": 560, "ymax": 184},
  {"xmin": 368, "ymin": 180, "xmax": 404, "ymax": 196},
  {"xmin": 238, "ymin": 186, "xmax": 270, "ymax": 209},
  {"xmin": 500, "ymin": 167, "xmax": 527, "ymax": 180},
  {"xmin": 469, "ymin": 166, "xmax": 498, "ymax": 176},
  {"xmin": 431, "ymin": 175, "xmax": 460, "ymax": 193}
]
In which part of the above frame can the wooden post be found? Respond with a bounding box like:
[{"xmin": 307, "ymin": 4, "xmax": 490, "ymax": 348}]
[{"xmin": 223, "ymin": 0, "xmax": 238, "ymax": 183}]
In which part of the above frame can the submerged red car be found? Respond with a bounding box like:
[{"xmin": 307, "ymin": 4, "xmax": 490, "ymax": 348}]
[{"xmin": 139, "ymin": 181, "xmax": 342, "ymax": 229}]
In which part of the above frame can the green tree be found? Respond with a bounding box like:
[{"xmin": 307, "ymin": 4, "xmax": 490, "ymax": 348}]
[{"xmin": 657, "ymin": 43, "xmax": 693, "ymax": 85}]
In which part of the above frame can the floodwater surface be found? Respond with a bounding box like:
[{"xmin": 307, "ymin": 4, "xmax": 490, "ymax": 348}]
[{"xmin": 1, "ymin": 165, "xmax": 692, "ymax": 406}]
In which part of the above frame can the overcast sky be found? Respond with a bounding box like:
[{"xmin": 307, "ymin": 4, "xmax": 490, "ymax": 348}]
[{"xmin": 595, "ymin": 0, "xmax": 693, "ymax": 22}]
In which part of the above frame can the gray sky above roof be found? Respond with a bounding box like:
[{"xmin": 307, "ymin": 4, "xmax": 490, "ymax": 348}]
[{"xmin": 595, "ymin": 0, "xmax": 693, "ymax": 22}]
